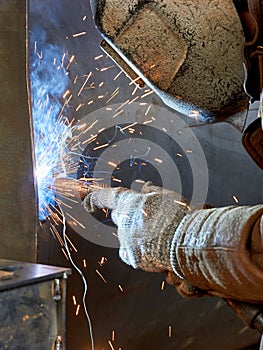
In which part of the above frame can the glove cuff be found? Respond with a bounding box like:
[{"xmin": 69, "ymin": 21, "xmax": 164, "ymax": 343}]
[{"xmin": 170, "ymin": 222, "xmax": 185, "ymax": 280}]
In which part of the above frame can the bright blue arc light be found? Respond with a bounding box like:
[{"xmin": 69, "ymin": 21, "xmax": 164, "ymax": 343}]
[{"xmin": 30, "ymin": 26, "xmax": 70, "ymax": 220}]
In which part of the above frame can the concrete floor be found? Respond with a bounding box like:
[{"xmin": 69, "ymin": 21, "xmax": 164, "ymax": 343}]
[{"xmin": 32, "ymin": 0, "xmax": 263, "ymax": 349}]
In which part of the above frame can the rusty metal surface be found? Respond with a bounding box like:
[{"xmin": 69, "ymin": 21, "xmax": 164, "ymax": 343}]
[{"xmin": 0, "ymin": 0, "xmax": 37, "ymax": 262}]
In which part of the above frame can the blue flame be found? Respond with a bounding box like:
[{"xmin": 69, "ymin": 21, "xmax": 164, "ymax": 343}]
[{"xmin": 30, "ymin": 26, "xmax": 70, "ymax": 220}]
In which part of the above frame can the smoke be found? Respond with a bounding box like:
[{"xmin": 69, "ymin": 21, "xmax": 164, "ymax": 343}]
[{"xmin": 30, "ymin": 24, "xmax": 70, "ymax": 220}]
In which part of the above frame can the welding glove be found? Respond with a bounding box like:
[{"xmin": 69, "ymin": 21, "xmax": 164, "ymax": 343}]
[
  {"xmin": 55, "ymin": 178, "xmax": 263, "ymax": 302},
  {"xmin": 83, "ymin": 182, "xmax": 191, "ymax": 274}
]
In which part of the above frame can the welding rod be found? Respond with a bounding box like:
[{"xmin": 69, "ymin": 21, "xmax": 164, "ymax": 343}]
[{"xmin": 52, "ymin": 177, "xmax": 106, "ymax": 200}]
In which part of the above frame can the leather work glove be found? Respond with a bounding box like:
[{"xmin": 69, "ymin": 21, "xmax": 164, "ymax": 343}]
[{"xmin": 82, "ymin": 182, "xmax": 191, "ymax": 274}]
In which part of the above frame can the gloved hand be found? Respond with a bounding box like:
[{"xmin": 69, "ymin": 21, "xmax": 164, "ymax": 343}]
[
  {"xmin": 82, "ymin": 182, "xmax": 191, "ymax": 273},
  {"xmin": 53, "ymin": 177, "xmax": 210, "ymax": 297}
]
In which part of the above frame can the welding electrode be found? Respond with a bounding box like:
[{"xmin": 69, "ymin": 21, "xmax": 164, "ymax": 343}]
[{"xmin": 52, "ymin": 177, "xmax": 105, "ymax": 199}]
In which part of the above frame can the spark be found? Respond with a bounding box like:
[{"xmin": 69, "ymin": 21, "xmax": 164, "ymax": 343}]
[
  {"xmin": 63, "ymin": 89, "xmax": 71, "ymax": 98},
  {"xmin": 106, "ymin": 87, "xmax": 120, "ymax": 103},
  {"xmin": 100, "ymin": 65, "xmax": 115, "ymax": 72},
  {"xmin": 112, "ymin": 330, "xmax": 115, "ymax": 341},
  {"xmin": 96, "ymin": 269, "xmax": 107, "ymax": 284},
  {"xmin": 94, "ymin": 54, "xmax": 103, "ymax": 60},
  {"xmin": 177, "ymin": 153, "xmax": 183, "ymax": 157},
  {"xmin": 73, "ymin": 75, "xmax": 78, "ymax": 83},
  {"xmin": 114, "ymin": 70, "xmax": 122, "ymax": 80},
  {"xmin": 72, "ymin": 31, "xmax": 87, "ymax": 37},
  {"xmin": 82, "ymin": 134, "xmax": 98, "ymax": 145},
  {"xmin": 77, "ymin": 72, "xmax": 92, "ymax": 96},
  {"xmin": 140, "ymin": 90, "xmax": 153, "ymax": 98},
  {"xmin": 76, "ymin": 104, "xmax": 84, "ymax": 111},
  {"xmin": 64, "ymin": 231, "xmax": 78, "ymax": 252},
  {"xmin": 98, "ymin": 127, "xmax": 105, "ymax": 133},
  {"xmin": 174, "ymin": 200, "xmax": 188, "ymax": 207},
  {"xmin": 129, "ymin": 76, "xmax": 142, "ymax": 85},
  {"xmin": 129, "ymin": 96, "xmax": 139, "ymax": 104},
  {"xmin": 108, "ymin": 340, "xmax": 115, "ymax": 350},
  {"xmin": 131, "ymin": 85, "xmax": 139, "ymax": 95},
  {"xmin": 120, "ymin": 122, "xmax": 137, "ymax": 132},
  {"xmin": 93, "ymin": 143, "xmax": 109, "ymax": 151},
  {"xmin": 66, "ymin": 55, "xmax": 75, "ymax": 70},
  {"xmin": 108, "ymin": 161, "xmax": 118, "ymax": 167},
  {"xmin": 50, "ymin": 224, "xmax": 64, "ymax": 247},
  {"xmin": 135, "ymin": 179, "xmax": 145, "ymax": 184},
  {"xmin": 168, "ymin": 325, "xmax": 172, "ymax": 338},
  {"xmin": 143, "ymin": 119, "xmax": 153, "ymax": 125},
  {"xmin": 99, "ymin": 257, "xmax": 107, "ymax": 266},
  {"xmin": 115, "ymin": 99, "xmax": 130, "ymax": 111},
  {"xmin": 118, "ymin": 285, "xmax": 124, "ymax": 292},
  {"xmin": 233, "ymin": 195, "xmax": 239, "ymax": 203},
  {"xmin": 145, "ymin": 104, "xmax": 152, "ymax": 115},
  {"xmin": 69, "ymin": 54, "xmax": 75, "ymax": 62},
  {"xmin": 76, "ymin": 304, "xmax": 81, "ymax": 316},
  {"xmin": 141, "ymin": 209, "xmax": 148, "ymax": 217},
  {"xmin": 239, "ymin": 326, "xmax": 249, "ymax": 335},
  {"xmin": 112, "ymin": 178, "xmax": 122, "ymax": 183},
  {"xmin": 155, "ymin": 158, "xmax": 163, "ymax": 164},
  {"xmin": 72, "ymin": 295, "xmax": 77, "ymax": 305},
  {"xmin": 83, "ymin": 259, "xmax": 87, "ymax": 268},
  {"xmin": 161, "ymin": 281, "xmax": 165, "ymax": 290},
  {"xmin": 61, "ymin": 248, "xmax": 69, "ymax": 260},
  {"xmin": 112, "ymin": 110, "xmax": 124, "ymax": 118}
]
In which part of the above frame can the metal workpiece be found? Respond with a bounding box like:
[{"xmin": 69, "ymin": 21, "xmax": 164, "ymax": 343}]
[
  {"xmin": 0, "ymin": 260, "xmax": 71, "ymax": 350},
  {"xmin": 0, "ymin": 0, "xmax": 38, "ymax": 262},
  {"xmin": 91, "ymin": 0, "xmax": 249, "ymax": 122}
]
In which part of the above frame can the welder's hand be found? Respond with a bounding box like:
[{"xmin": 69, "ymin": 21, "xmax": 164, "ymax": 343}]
[{"xmin": 82, "ymin": 182, "xmax": 191, "ymax": 273}]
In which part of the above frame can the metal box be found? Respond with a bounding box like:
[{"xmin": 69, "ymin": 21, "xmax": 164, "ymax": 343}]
[{"xmin": 0, "ymin": 259, "xmax": 71, "ymax": 350}]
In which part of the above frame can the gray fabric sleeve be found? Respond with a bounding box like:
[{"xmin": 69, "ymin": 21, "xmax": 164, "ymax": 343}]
[{"xmin": 170, "ymin": 205, "xmax": 263, "ymax": 302}]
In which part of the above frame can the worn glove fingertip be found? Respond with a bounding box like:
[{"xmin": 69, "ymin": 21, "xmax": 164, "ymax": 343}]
[{"xmin": 82, "ymin": 192, "xmax": 97, "ymax": 212}]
